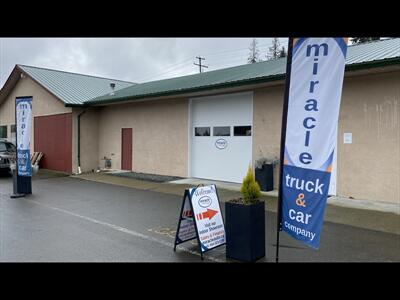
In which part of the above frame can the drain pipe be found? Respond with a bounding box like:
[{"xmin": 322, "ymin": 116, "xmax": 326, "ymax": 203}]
[{"xmin": 77, "ymin": 110, "xmax": 86, "ymax": 174}]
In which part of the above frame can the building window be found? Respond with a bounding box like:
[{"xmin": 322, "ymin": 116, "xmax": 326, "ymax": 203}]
[
  {"xmin": 0, "ymin": 125, "xmax": 7, "ymax": 139},
  {"xmin": 195, "ymin": 127, "xmax": 210, "ymax": 136},
  {"xmin": 234, "ymin": 126, "xmax": 252, "ymax": 136},
  {"xmin": 10, "ymin": 125, "xmax": 16, "ymax": 144},
  {"xmin": 213, "ymin": 126, "xmax": 230, "ymax": 136}
]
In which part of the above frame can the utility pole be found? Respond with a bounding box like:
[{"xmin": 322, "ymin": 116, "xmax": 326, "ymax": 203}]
[{"xmin": 194, "ymin": 56, "xmax": 208, "ymax": 73}]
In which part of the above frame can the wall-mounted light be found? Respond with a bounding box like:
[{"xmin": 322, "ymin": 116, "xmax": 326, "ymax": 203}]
[{"xmin": 109, "ymin": 82, "xmax": 115, "ymax": 96}]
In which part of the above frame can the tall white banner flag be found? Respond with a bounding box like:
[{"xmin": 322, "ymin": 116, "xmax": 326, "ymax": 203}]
[
  {"xmin": 16, "ymin": 97, "xmax": 33, "ymax": 177},
  {"xmin": 280, "ymin": 38, "xmax": 348, "ymax": 249}
]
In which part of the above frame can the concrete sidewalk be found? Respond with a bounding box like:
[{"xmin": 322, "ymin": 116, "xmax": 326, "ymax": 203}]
[{"xmin": 72, "ymin": 172, "xmax": 400, "ymax": 235}]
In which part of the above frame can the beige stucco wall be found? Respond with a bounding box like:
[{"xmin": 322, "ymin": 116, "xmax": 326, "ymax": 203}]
[
  {"xmin": 0, "ymin": 76, "xmax": 71, "ymax": 153},
  {"xmin": 72, "ymin": 107, "xmax": 99, "ymax": 174},
  {"xmin": 253, "ymin": 85, "xmax": 283, "ymax": 190},
  {"xmin": 253, "ymin": 70, "xmax": 400, "ymax": 204},
  {"xmin": 97, "ymin": 98, "xmax": 188, "ymax": 177},
  {"xmin": 336, "ymin": 71, "xmax": 400, "ymax": 203}
]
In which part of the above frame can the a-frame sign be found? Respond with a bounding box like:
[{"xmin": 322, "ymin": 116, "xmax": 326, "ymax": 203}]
[{"xmin": 174, "ymin": 184, "xmax": 226, "ymax": 260}]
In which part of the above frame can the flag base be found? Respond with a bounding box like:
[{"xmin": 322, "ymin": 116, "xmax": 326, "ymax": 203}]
[
  {"xmin": 17, "ymin": 175, "xmax": 32, "ymax": 195},
  {"xmin": 10, "ymin": 193, "xmax": 26, "ymax": 199}
]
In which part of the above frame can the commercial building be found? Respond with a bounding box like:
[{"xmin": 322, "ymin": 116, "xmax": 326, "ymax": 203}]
[{"xmin": 0, "ymin": 38, "xmax": 399, "ymax": 204}]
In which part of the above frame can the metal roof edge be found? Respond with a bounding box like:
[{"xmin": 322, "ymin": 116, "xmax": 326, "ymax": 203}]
[
  {"xmin": 0, "ymin": 65, "xmax": 69, "ymax": 108},
  {"xmin": 16, "ymin": 65, "xmax": 71, "ymax": 107},
  {"xmin": 17, "ymin": 64, "xmax": 137, "ymax": 85},
  {"xmin": 344, "ymin": 57, "xmax": 400, "ymax": 72},
  {"xmin": 86, "ymin": 57, "xmax": 400, "ymax": 106},
  {"xmin": 86, "ymin": 73, "xmax": 287, "ymax": 106},
  {"xmin": 0, "ymin": 65, "xmax": 20, "ymax": 105}
]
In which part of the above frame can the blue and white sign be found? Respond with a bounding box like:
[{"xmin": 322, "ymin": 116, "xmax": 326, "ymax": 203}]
[
  {"xmin": 215, "ymin": 138, "xmax": 228, "ymax": 149},
  {"xmin": 281, "ymin": 38, "xmax": 348, "ymax": 249},
  {"xmin": 174, "ymin": 185, "xmax": 225, "ymax": 257},
  {"xmin": 16, "ymin": 97, "xmax": 33, "ymax": 177},
  {"xmin": 190, "ymin": 185, "xmax": 225, "ymax": 252}
]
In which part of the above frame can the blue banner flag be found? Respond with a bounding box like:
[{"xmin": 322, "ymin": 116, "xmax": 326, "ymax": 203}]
[
  {"xmin": 281, "ymin": 38, "xmax": 348, "ymax": 249},
  {"xmin": 16, "ymin": 97, "xmax": 33, "ymax": 177}
]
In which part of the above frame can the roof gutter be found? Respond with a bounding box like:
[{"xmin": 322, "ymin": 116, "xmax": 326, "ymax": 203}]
[{"xmin": 65, "ymin": 103, "xmax": 87, "ymax": 108}]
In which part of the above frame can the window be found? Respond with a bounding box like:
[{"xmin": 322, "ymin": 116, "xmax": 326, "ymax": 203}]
[
  {"xmin": 0, "ymin": 126, "xmax": 7, "ymax": 139},
  {"xmin": 10, "ymin": 125, "xmax": 16, "ymax": 144},
  {"xmin": 234, "ymin": 126, "xmax": 252, "ymax": 136},
  {"xmin": 213, "ymin": 126, "xmax": 230, "ymax": 136},
  {"xmin": 195, "ymin": 127, "xmax": 210, "ymax": 136}
]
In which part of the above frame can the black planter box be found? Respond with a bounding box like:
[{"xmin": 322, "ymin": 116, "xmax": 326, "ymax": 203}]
[
  {"xmin": 255, "ymin": 164, "xmax": 273, "ymax": 192},
  {"xmin": 225, "ymin": 201, "xmax": 265, "ymax": 262}
]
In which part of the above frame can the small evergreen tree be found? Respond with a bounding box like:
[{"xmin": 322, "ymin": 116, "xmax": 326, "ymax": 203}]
[
  {"xmin": 266, "ymin": 38, "xmax": 282, "ymax": 60},
  {"xmin": 240, "ymin": 167, "xmax": 261, "ymax": 205},
  {"xmin": 247, "ymin": 38, "xmax": 261, "ymax": 64}
]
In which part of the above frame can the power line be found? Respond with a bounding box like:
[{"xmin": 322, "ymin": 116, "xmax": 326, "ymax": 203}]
[
  {"xmin": 133, "ymin": 57, "xmax": 194, "ymax": 82},
  {"xmin": 139, "ymin": 64, "xmax": 195, "ymax": 82},
  {"xmin": 134, "ymin": 38, "xmax": 288, "ymax": 82},
  {"xmin": 194, "ymin": 56, "xmax": 208, "ymax": 73},
  {"xmin": 139, "ymin": 55, "xmax": 250, "ymax": 82},
  {"xmin": 139, "ymin": 43, "xmax": 263, "ymax": 81}
]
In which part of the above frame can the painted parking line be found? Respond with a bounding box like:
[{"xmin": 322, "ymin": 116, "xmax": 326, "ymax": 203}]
[{"xmin": 26, "ymin": 199, "xmax": 224, "ymax": 262}]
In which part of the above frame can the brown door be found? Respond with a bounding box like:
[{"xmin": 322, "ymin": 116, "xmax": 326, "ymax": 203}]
[
  {"xmin": 121, "ymin": 128, "xmax": 132, "ymax": 171},
  {"xmin": 34, "ymin": 113, "xmax": 72, "ymax": 173}
]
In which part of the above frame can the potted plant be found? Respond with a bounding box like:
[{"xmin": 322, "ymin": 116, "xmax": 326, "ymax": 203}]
[
  {"xmin": 225, "ymin": 167, "xmax": 265, "ymax": 262},
  {"xmin": 254, "ymin": 156, "xmax": 279, "ymax": 192}
]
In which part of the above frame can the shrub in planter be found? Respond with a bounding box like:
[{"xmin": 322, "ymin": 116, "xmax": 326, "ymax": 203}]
[{"xmin": 225, "ymin": 168, "xmax": 265, "ymax": 262}]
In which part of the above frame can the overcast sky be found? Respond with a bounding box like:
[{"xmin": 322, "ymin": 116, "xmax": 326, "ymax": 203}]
[{"xmin": 0, "ymin": 38, "xmax": 289, "ymax": 87}]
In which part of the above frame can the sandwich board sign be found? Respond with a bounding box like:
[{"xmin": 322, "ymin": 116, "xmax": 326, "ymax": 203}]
[{"xmin": 174, "ymin": 184, "xmax": 226, "ymax": 260}]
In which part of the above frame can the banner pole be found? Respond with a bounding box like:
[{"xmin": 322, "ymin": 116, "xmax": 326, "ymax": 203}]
[
  {"xmin": 10, "ymin": 97, "xmax": 25, "ymax": 198},
  {"xmin": 11, "ymin": 98, "xmax": 20, "ymax": 198},
  {"xmin": 276, "ymin": 37, "xmax": 294, "ymax": 263}
]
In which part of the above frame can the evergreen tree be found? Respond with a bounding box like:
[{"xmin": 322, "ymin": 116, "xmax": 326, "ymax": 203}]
[
  {"xmin": 240, "ymin": 167, "xmax": 261, "ymax": 205},
  {"xmin": 247, "ymin": 38, "xmax": 261, "ymax": 64},
  {"xmin": 266, "ymin": 38, "xmax": 282, "ymax": 60}
]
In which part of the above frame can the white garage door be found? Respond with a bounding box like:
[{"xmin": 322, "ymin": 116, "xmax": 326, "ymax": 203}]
[{"xmin": 189, "ymin": 92, "xmax": 253, "ymax": 183}]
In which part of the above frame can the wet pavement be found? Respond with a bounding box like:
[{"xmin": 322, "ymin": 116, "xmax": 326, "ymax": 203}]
[{"xmin": 0, "ymin": 173, "xmax": 399, "ymax": 262}]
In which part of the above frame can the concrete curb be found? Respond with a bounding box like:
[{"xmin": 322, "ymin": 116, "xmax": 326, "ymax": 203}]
[{"xmin": 170, "ymin": 178, "xmax": 399, "ymax": 215}]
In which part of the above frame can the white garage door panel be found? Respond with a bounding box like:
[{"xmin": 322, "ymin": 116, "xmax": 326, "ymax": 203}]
[{"xmin": 189, "ymin": 92, "xmax": 253, "ymax": 183}]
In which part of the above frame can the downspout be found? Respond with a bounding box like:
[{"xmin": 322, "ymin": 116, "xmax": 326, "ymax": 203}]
[{"xmin": 77, "ymin": 110, "xmax": 86, "ymax": 174}]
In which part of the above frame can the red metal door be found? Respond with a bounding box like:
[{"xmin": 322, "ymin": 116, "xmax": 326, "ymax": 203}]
[
  {"xmin": 121, "ymin": 128, "xmax": 132, "ymax": 171},
  {"xmin": 34, "ymin": 113, "xmax": 72, "ymax": 173}
]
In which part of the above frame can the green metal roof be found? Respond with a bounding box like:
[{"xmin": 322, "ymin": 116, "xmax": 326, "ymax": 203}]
[
  {"xmin": 18, "ymin": 65, "xmax": 135, "ymax": 105},
  {"xmin": 87, "ymin": 38, "xmax": 400, "ymax": 105}
]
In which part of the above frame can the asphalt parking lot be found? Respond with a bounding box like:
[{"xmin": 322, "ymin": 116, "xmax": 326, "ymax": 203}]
[{"xmin": 0, "ymin": 173, "xmax": 399, "ymax": 262}]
